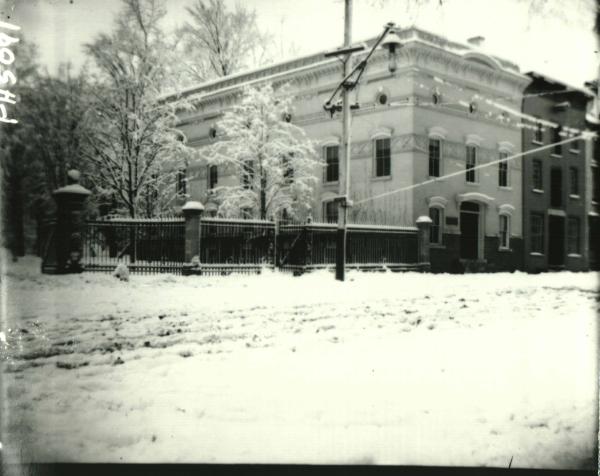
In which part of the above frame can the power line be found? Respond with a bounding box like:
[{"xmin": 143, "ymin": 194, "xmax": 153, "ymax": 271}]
[{"xmin": 353, "ymin": 134, "xmax": 590, "ymax": 206}]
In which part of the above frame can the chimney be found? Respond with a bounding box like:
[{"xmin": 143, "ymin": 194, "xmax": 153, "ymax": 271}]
[{"xmin": 467, "ymin": 36, "xmax": 485, "ymax": 47}]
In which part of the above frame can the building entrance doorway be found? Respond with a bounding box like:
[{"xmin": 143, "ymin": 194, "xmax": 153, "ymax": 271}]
[
  {"xmin": 548, "ymin": 215, "xmax": 565, "ymax": 267},
  {"xmin": 460, "ymin": 201, "xmax": 479, "ymax": 260}
]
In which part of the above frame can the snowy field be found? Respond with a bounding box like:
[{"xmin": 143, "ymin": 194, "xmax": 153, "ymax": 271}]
[{"xmin": 1, "ymin": 255, "xmax": 598, "ymax": 469}]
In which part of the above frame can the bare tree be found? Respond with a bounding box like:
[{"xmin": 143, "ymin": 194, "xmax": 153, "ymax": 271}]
[
  {"xmin": 177, "ymin": 0, "xmax": 273, "ymax": 83},
  {"xmin": 84, "ymin": 0, "xmax": 194, "ymax": 218}
]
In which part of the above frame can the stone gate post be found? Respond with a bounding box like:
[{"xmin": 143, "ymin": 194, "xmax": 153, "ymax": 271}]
[
  {"xmin": 182, "ymin": 201, "xmax": 204, "ymax": 275},
  {"xmin": 416, "ymin": 215, "xmax": 432, "ymax": 272},
  {"xmin": 52, "ymin": 170, "xmax": 91, "ymax": 274}
]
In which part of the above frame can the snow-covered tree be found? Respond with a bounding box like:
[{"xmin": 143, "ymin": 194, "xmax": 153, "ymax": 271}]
[
  {"xmin": 83, "ymin": 0, "xmax": 195, "ymax": 218},
  {"xmin": 199, "ymin": 83, "xmax": 321, "ymax": 220}
]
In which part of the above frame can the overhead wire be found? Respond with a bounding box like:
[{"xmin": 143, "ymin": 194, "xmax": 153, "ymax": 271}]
[{"xmin": 353, "ymin": 133, "xmax": 591, "ymax": 206}]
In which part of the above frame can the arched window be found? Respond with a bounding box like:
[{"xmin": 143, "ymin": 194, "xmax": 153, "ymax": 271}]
[
  {"xmin": 466, "ymin": 145, "xmax": 477, "ymax": 183},
  {"xmin": 499, "ymin": 214, "xmax": 510, "ymax": 249},
  {"xmin": 428, "ymin": 127, "xmax": 446, "ymax": 178},
  {"xmin": 429, "ymin": 206, "xmax": 443, "ymax": 245},
  {"xmin": 323, "ymin": 144, "xmax": 339, "ymax": 183},
  {"xmin": 427, "ymin": 196, "xmax": 447, "ymax": 246},
  {"xmin": 428, "ymin": 137, "xmax": 441, "ymax": 177},
  {"xmin": 498, "ymin": 151, "xmax": 509, "ymax": 187},
  {"xmin": 371, "ymin": 128, "xmax": 392, "ymax": 178},
  {"xmin": 208, "ymin": 165, "xmax": 218, "ymax": 189}
]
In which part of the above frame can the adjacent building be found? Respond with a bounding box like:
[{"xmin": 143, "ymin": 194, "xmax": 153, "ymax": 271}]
[
  {"xmin": 521, "ymin": 73, "xmax": 594, "ymax": 272},
  {"xmin": 584, "ymin": 80, "xmax": 600, "ymax": 270},
  {"xmin": 174, "ymin": 27, "xmax": 532, "ymax": 273}
]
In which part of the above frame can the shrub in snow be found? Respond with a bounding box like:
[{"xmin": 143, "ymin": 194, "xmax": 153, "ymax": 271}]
[{"xmin": 113, "ymin": 263, "xmax": 130, "ymax": 282}]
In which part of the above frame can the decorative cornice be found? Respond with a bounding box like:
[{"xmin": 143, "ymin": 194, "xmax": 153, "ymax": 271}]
[
  {"xmin": 428, "ymin": 196, "xmax": 449, "ymax": 208},
  {"xmin": 498, "ymin": 203, "xmax": 516, "ymax": 215},
  {"xmin": 456, "ymin": 192, "xmax": 495, "ymax": 206},
  {"xmin": 172, "ymin": 30, "xmax": 528, "ymax": 117}
]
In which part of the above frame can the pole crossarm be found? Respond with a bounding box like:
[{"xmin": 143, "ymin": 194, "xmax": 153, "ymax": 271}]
[{"xmin": 323, "ymin": 23, "xmax": 396, "ymax": 115}]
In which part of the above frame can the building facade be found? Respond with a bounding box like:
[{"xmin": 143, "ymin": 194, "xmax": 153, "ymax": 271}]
[
  {"xmin": 521, "ymin": 73, "xmax": 593, "ymax": 272},
  {"xmin": 175, "ymin": 27, "xmax": 532, "ymax": 272}
]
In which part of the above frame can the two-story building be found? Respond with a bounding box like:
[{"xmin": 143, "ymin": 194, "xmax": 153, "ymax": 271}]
[
  {"xmin": 521, "ymin": 73, "xmax": 594, "ymax": 272},
  {"xmin": 174, "ymin": 27, "xmax": 532, "ymax": 272}
]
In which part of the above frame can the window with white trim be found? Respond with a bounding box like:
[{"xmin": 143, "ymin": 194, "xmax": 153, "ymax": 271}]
[
  {"xmin": 208, "ymin": 165, "xmax": 218, "ymax": 189},
  {"xmin": 499, "ymin": 214, "xmax": 510, "ymax": 249},
  {"xmin": 466, "ymin": 145, "xmax": 477, "ymax": 183},
  {"xmin": 530, "ymin": 212, "xmax": 544, "ymax": 253},
  {"xmin": 374, "ymin": 137, "xmax": 391, "ymax": 177},
  {"xmin": 429, "ymin": 207, "xmax": 442, "ymax": 245},
  {"xmin": 324, "ymin": 145, "xmax": 339, "ymax": 183},
  {"xmin": 428, "ymin": 138, "xmax": 441, "ymax": 177},
  {"xmin": 569, "ymin": 167, "xmax": 579, "ymax": 196},
  {"xmin": 498, "ymin": 151, "xmax": 509, "ymax": 187},
  {"xmin": 552, "ymin": 126, "xmax": 562, "ymax": 155},
  {"xmin": 534, "ymin": 121, "xmax": 543, "ymax": 143},
  {"xmin": 567, "ymin": 217, "xmax": 580, "ymax": 254}
]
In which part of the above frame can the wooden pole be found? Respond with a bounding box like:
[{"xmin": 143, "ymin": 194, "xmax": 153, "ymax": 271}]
[{"xmin": 336, "ymin": 0, "xmax": 353, "ymax": 282}]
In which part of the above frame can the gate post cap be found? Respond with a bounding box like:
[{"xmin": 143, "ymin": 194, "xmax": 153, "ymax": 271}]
[
  {"xmin": 182, "ymin": 201, "xmax": 205, "ymax": 211},
  {"xmin": 67, "ymin": 169, "xmax": 81, "ymax": 184},
  {"xmin": 416, "ymin": 215, "xmax": 433, "ymax": 224}
]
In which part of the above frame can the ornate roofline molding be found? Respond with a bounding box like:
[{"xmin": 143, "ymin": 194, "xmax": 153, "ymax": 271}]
[{"xmin": 168, "ymin": 27, "xmax": 528, "ymax": 111}]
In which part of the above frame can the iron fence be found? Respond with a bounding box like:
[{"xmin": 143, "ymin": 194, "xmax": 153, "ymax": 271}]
[
  {"xmin": 198, "ymin": 217, "xmax": 276, "ymax": 275},
  {"xmin": 46, "ymin": 216, "xmax": 420, "ymax": 276},
  {"xmin": 40, "ymin": 219, "xmax": 57, "ymax": 274},
  {"xmin": 81, "ymin": 218, "xmax": 185, "ymax": 274},
  {"xmin": 278, "ymin": 222, "xmax": 420, "ymax": 273}
]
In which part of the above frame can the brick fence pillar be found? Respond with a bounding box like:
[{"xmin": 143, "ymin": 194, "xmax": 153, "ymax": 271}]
[
  {"xmin": 52, "ymin": 170, "xmax": 91, "ymax": 274},
  {"xmin": 182, "ymin": 201, "xmax": 204, "ymax": 275},
  {"xmin": 416, "ymin": 215, "xmax": 432, "ymax": 272}
]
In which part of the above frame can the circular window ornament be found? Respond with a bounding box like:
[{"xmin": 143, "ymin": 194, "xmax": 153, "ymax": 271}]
[
  {"xmin": 377, "ymin": 92, "xmax": 388, "ymax": 106},
  {"xmin": 209, "ymin": 126, "xmax": 217, "ymax": 139}
]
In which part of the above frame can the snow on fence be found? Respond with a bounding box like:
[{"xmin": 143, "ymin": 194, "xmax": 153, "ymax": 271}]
[{"xmin": 40, "ymin": 216, "xmax": 422, "ymax": 276}]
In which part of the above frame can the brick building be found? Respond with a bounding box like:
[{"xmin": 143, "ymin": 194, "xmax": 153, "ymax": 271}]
[{"xmin": 521, "ymin": 73, "xmax": 594, "ymax": 272}]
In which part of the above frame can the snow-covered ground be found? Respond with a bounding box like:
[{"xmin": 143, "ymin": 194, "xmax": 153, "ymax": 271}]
[{"xmin": 1, "ymin": 255, "xmax": 598, "ymax": 468}]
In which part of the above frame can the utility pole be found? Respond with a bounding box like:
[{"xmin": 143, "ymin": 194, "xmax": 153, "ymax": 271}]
[
  {"xmin": 324, "ymin": 9, "xmax": 400, "ymax": 281},
  {"xmin": 336, "ymin": 0, "xmax": 353, "ymax": 282}
]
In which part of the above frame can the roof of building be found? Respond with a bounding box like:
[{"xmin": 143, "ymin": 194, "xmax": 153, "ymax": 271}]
[
  {"xmin": 525, "ymin": 71, "xmax": 594, "ymax": 99},
  {"xmin": 162, "ymin": 26, "xmax": 525, "ymax": 103}
]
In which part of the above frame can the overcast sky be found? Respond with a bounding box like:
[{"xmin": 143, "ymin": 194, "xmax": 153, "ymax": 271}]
[{"xmin": 3, "ymin": 0, "xmax": 598, "ymax": 89}]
